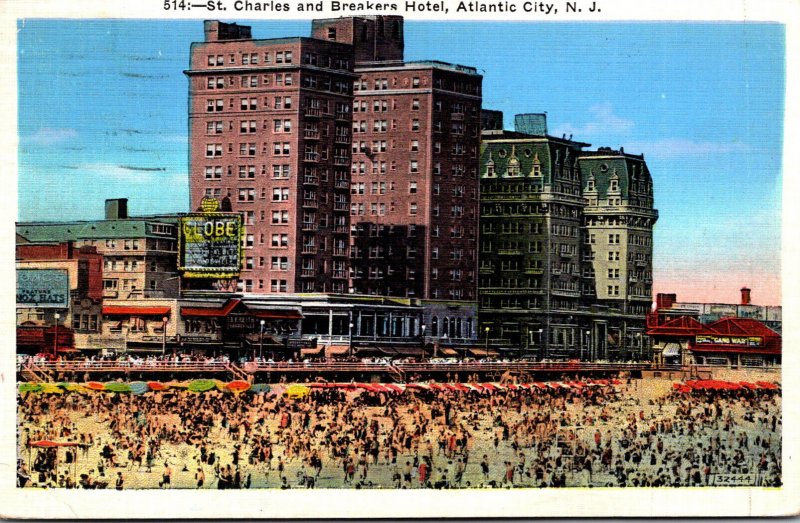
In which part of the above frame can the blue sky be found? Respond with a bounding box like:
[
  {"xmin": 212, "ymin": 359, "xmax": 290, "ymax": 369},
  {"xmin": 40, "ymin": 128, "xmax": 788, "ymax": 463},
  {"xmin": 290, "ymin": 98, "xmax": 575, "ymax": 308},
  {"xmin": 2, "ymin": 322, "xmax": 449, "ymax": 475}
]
[{"xmin": 17, "ymin": 20, "xmax": 784, "ymax": 304}]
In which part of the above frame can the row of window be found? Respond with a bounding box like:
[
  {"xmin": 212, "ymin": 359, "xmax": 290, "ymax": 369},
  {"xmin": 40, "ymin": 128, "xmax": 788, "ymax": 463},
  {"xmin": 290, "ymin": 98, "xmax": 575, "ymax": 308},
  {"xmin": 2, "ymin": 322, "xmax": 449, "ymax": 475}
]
[
  {"xmin": 354, "ymin": 76, "xmax": 480, "ymax": 96},
  {"xmin": 205, "ymin": 96, "xmax": 293, "ymax": 112},
  {"xmin": 206, "ymin": 50, "xmax": 293, "ymax": 67}
]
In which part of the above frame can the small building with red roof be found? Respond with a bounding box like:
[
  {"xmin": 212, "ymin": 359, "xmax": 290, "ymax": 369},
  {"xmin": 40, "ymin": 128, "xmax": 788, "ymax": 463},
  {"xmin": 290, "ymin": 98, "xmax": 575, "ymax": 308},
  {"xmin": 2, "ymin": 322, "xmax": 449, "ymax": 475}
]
[{"xmin": 647, "ymin": 314, "xmax": 781, "ymax": 368}]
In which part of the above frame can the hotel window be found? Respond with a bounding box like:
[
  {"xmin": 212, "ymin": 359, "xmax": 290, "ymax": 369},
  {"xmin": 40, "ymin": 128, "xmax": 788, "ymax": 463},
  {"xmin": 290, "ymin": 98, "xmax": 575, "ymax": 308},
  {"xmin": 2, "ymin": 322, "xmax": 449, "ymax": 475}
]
[
  {"xmin": 238, "ymin": 165, "xmax": 256, "ymax": 178},
  {"xmin": 272, "ymin": 210, "xmax": 290, "ymax": 224},
  {"xmin": 411, "ymin": 99, "xmax": 420, "ymax": 110},
  {"xmin": 272, "ymin": 188, "xmax": 290, "ymax": 201},
  {"xmin": 409, "ymin": 181, "xmax": 417, "ymax": 194},
  {"xmin": 206, "ymin": 144, "xmax": 222, "ymax": 157},
  {"xmin": 207, "ymin": 121, "xmax": 223, "ymax": 134},
  {"xmin": 274, "ymin": 119, "xmax": 292, "ymax": 133},
  {"xmin": 271, "ymin": 256, "xmax": 290, "ymax": 270},
  {"xmin": 238, "ymin": 188, "xmax": 255, "ymax": 202},
  {"xmin": 410, "ymin": 140, "xmax": 419, "ymax": 152},
  {"xmin": 410, "ymin": 160, "xmax": 418, "ymax": 173},
  {"xmin": 409, "ymin": 203, "xmax": 417, "ymax": 216},
  {"xmin": 411, "ymin": 119, "xmax": 420, "ymax": 131},
  {"xmin": 271, "ymin": 279, "xmax": 288, "ymax": 292},
  {"xmin": 271, "ymin": 234, "xmax": 289, "ymax": 247},
  {"xmin": 412, "ymin": 77, "xmax": 420, "ymax": 88},
  {"xmin": 204, "ymin": 166, "xmax": 222, "ymax": 179}
]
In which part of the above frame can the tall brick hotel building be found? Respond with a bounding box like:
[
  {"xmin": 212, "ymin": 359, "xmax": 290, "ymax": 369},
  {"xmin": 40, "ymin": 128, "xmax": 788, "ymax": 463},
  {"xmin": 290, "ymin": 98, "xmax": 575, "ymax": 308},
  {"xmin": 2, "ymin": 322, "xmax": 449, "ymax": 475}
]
[{"xmin": 187, "ymin": 17, "xmax": 482, "ymax": 342}]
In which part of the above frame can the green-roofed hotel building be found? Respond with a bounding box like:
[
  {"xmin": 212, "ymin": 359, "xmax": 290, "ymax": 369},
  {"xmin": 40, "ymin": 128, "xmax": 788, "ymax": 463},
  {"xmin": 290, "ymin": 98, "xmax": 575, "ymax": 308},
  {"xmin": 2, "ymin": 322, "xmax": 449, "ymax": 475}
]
[{"xmin": 478, "ymin": 114, "xmax": 658, "ymax": 361}]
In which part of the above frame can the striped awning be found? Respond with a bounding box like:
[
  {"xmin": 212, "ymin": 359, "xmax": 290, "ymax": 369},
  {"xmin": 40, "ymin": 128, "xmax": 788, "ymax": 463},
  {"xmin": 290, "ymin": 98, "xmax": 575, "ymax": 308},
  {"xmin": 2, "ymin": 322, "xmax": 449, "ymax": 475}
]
[
  {"xmin": 103, "ymin": 306, "xmax": 171, "ymax": 316},
  {"xmin": 662, "ymin": 343, "xmax": 681, "ymax": 357}
]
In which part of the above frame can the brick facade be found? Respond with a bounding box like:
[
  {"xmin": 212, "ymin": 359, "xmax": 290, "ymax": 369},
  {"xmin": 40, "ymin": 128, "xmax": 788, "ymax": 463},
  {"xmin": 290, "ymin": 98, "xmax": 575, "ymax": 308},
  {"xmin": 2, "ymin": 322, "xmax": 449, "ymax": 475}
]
[{"xmin": 187, "ymin": 23, "xmax": 357, "ymax": 295}]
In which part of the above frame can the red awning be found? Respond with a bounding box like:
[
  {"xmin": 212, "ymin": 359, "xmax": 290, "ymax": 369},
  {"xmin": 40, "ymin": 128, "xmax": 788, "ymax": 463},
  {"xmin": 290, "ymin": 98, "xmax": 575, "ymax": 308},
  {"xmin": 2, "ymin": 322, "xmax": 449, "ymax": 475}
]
[
  {"xmin": 181, "ymin": 299, "xmax": 241, "ymax": 318},
  {"xmin": 103, "ymin": 306, "xmax": 171, "ymax": 316},
  {"xmin": 252, "ymin": 310, "xmax": 303, "ymax": 320}
]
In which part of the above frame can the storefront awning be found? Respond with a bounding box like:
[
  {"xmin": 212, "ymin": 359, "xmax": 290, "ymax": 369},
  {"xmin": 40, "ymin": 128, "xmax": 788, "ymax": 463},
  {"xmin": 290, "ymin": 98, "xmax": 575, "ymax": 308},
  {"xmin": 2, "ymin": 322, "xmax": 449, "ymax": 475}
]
[
  {"xmin": 438, "ymin": 348, "xmax": 459, "ymax": 357},
  {"xmin": 325, "ymin": 345, "xmax": 351, "ymax": 356},
  {"xmin": 103, "ymin": 306, "xmax": 171, "ymax": 316},
  {"xmin": 469, "ymin": 348, "xmax": 500, "ymax": 358},
  {"xmin": 181, "ymin": 299, "xmax": 241, "ymax": 318},
  {"xmin": 300, "ymin": 346, "xmax": 325, "ymax": 357},
  {"xmin": 662, "ymin": 343, "xmax": 681, "ymax": 357},
  {"xmin": 252, "ymin": 310, "xmax": 303, "ymax": 320}
]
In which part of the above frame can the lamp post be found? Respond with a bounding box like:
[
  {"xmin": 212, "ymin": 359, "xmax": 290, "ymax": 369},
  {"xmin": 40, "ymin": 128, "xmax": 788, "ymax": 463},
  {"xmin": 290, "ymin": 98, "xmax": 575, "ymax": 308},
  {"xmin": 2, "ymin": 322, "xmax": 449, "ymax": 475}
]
[
  {"xmin": 582, "ymin": 329, "xmax": 590, "ymax": 361},
  {"xmin": 441, "ymin": 333, "xmax": 447, "ymax": 360},
  {"xmin": 484, "ymin": 326, "xmax": 490, "ymax": 360},
  {"xmin": 348, "ymin": 311, "xmax": 354, "ymax": 359},
  {"xmin": 259, "ymin": 319, "xmax": 265, "ymax": 362},
  {"xmin": 53, "ymin": 313, "xmax": 60, "ymax": 358},
  {"xmin": 537, "ymin": 329, "xmax": 544, "ymax": 361},
  {"xmin": 420, "ymin": 324, "xmax": 426, "ymax": 358},
  {"xmin": 161, "ymin": 316, "xmax": 168, "ymax": 357}
]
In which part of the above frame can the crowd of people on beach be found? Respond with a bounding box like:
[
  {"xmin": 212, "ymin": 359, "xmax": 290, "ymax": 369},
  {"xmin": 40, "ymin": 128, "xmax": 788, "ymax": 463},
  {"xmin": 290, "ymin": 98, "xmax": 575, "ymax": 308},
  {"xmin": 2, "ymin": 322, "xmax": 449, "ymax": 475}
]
[{"xmin": 17, "ymin": 378, "xmax": 781, "ymax": 490}]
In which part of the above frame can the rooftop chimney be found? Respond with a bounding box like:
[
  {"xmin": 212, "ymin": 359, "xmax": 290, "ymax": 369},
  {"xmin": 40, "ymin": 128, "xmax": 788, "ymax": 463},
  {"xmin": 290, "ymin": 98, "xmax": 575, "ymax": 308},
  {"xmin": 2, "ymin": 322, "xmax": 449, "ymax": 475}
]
[
  {"xmin": 105, "ymin": 198, "xmax": 128, "ymax": 220},
  {"xmin": 655, "ymin": 293, "xmax": 677, "ymax": 311},
  {"xmin": 514, "ymin": 113, "xmax": 548, "ymax": 136},
  {"xmin": 741, "ymin": 287, "xmax": 751, "ymax": 305}
]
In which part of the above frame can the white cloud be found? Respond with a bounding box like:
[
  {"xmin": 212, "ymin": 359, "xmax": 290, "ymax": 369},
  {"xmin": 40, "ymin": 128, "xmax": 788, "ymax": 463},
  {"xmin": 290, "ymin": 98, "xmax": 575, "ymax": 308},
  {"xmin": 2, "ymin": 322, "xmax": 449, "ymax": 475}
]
[
  {"xmin": 24, "ymin": 127, "xmax": 78, "ymax": 145},
  {"xmin": 551, "ymin": 103, "xmax": 635, "ymax": 139},
  {"xmin": 74, "ymin": 163, "xmax": 183, "ymax": 184}
]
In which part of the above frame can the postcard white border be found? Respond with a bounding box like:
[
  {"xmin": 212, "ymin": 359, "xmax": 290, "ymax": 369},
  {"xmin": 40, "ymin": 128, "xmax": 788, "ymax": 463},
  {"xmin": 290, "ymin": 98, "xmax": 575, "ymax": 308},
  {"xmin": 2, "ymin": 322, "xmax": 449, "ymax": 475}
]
[{"xmin": 1, "ymin": 0, "xmax": 798, "ymax": 518}]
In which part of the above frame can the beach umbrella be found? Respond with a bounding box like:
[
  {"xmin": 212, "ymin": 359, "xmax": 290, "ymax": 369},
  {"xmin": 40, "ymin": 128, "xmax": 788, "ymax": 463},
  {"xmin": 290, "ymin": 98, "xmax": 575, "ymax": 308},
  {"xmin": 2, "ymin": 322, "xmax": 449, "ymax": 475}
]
[
  {"xmin": 187, "ymin": 379, "xmax": 217, "ymax": 393},
  {"xmin": 756, "ymin": 381, "xmax": 779, "ymax": 390},
  {"xmin": 18, "ymin": 383, "xmax": 42, "ymax": 394},
  {"xmin": 39, "ymin": 383, "xmax": 63, "ymax": 394},
  {"xmin": 86, "ymin": 381, "xmax": 106, "ymax": 391},
  {"xmin": 104, "ymin": 382, "xmax": 131, "ymax": 393},
  {"xmin": 250, "ymin": 383, "xmax": 271, "ymax": 394},
  {"xmin": 129, "ymin": 382, "xmax": 149, "ymax": 395},
  {"xmin": 384, "ymin": 383, "xmax": 406, "ymax": 393},
  {"xmin": 147, "ymin": 381, "xmax": 168, "ymax": 391},
  {"xmin": 739, "ymin": 382, "xmax": 758, "ymax": 390},
  {"xmin": 226, "ymin": 380, "xmax": 251, "ymax": 394},
  {"xmin": 490, "ymin": 382, "xmax": 506, "ymax": 390},
  {"xmin": 64, "ymin": 383, "xmax": 89, "ymax": 393},
  {"xmin": 284, "ymin": 384, "xmax": 311, "ymax": 399},
  {"xmin": 406, "ymin": 383, "xmax": 430, "ymax": 391}
]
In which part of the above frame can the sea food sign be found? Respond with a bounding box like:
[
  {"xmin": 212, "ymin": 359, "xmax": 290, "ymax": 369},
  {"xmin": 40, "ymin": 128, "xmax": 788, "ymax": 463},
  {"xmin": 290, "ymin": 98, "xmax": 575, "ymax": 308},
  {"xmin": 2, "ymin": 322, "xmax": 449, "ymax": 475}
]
[
  {"xmin": 16, "ymin": 269, "xmax": 69, "ymax": 308},
  {"xmin": 695, "ymin": 335, "xmax": 762, "ymax": 347},
  {"xmin": 179, "ymin": 212, "xmax": 243, "ymax": 278}
]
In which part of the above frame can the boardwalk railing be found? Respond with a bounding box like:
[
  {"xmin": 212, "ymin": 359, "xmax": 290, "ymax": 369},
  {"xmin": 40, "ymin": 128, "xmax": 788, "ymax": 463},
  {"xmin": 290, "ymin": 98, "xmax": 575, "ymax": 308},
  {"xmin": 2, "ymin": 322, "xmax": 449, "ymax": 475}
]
[{"xmin": 21, "ymin": 360, "xmax": 778, "ymax": 383}]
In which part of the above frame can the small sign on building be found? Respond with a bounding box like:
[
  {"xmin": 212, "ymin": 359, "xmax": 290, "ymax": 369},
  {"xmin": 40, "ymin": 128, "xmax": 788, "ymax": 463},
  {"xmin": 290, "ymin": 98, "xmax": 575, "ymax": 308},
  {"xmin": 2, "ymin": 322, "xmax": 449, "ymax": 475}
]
[
  {"xmin": 16, "ymin": 269, "xmax": 69, "ymax": 308},
  {"xmin": 179, "ymin": 212, "xmax": 243, "ymax": 278}
]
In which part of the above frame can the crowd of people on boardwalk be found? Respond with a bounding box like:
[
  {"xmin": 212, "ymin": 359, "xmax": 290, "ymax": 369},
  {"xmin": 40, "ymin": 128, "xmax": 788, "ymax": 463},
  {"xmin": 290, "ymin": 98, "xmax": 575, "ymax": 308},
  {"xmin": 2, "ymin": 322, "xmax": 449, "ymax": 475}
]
[{"xmin": 17, "ymin": 378, "xmax": 781, "ymax": 490}]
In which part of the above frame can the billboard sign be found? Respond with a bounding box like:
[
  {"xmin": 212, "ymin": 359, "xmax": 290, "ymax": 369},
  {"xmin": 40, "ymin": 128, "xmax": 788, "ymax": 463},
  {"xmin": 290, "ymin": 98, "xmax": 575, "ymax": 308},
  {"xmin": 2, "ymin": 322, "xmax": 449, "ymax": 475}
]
[
  {"xmin": 16, "ymin": 269, "xmax": 69, "ymax": 308},
  {"xmin": 695, "ymin": 335, "xmax": 762, "ymax": 347},
  {"xmin": 179, "ymin": 213, "xmax": 243, "ymax": 278}
]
